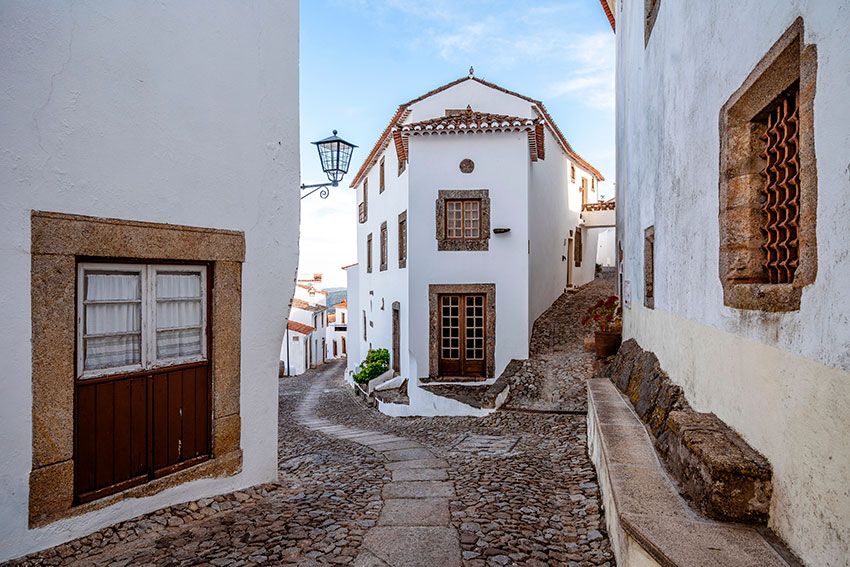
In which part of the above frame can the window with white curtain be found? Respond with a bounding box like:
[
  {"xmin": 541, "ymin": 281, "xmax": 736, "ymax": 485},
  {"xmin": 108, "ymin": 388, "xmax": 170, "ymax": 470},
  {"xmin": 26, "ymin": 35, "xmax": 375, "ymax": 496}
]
[{"xmin": 77, "ymin": 263, "xmax": 207, "ymax": 378}]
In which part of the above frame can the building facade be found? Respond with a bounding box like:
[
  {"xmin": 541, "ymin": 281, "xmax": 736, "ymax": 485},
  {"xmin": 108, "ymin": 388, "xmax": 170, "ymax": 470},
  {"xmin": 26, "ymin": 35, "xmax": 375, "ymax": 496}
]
[
  {"xmin": 326, "ymin": 300, "xmax": 349, "ymax": 360},
  {"xmin": 0, "ymin": 2, "xmax": 300, "ymax": 561},
  {"xmin": 605, "ymin": 1, "xmax": 850, "ymax": 564},
  {"xmin": 346, "ymin": 74, "xmax": 605, "ymax": 415}
]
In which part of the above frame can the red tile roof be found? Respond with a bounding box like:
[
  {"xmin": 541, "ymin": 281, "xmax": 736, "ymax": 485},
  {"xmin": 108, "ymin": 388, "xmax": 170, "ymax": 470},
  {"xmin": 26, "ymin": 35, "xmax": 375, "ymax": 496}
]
[
  {"xmin": 582, "ymin": 200, "xmax": 616, "ymax": 212},
  {"xmin": 287, "ymin": 320, "xmax": 315, "ymax": 335},
  {"xmin": 334, "ymin": 298, "xmax": 348, "ymax": 309},
  {"xmin": 296, "ymin": 283, "xmax": 327, "ymax": 295},
  {"xmin": 401, "ymin": 108, "xmax": 543, "ymax": 161},
  {"xmin": 600, "ymin": 0, "xmax": 616, "ymax": 31},
  {"xmin": 349, "ymin": 76, "xmax": 604, "ymax": 188},
  {"xmin": 328, "ymin": 313, "xmax": 336, "ymax": 323},
  {"xmin": 340, "ymin": 262, "xmax": 358, "ymax": 270},
  {"xmin": 292, "ymin": 298, "xmax": 326, "ymax": 312}
]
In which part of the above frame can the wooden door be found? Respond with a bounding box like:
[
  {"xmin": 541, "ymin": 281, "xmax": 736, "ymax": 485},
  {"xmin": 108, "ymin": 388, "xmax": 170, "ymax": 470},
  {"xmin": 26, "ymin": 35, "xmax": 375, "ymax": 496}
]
[
  {"xmin": 333, "ymin": 340, "xmax": 338, "ymax": 357},
  {"xmin": 438, "ymin": 294, "xmax": 486, "ymax": 377},
  {"xmin": 392, "ymin": 305, "xmax": 400, "ymax": 373},
  {"xmin": 75, "ymin": 362, "xmax": 210, "ymax": 504},
  {"xmin": 341, "ymin": 336, "xmax": 347, "ymax": 355},
  {"xmin": 567, "ymin": 237, "xmax": 574, "ymax": 287}
]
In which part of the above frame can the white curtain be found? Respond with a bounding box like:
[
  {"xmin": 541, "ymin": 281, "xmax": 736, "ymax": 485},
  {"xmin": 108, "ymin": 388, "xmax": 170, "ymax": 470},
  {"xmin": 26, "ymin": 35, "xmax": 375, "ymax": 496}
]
[
  {"xmin": 84, "ymin": 272, "xmax": 142, "ymax": 370},
  {"xmin": 156, "ymin": 272, "xmax": 202, "ymax": 359}
]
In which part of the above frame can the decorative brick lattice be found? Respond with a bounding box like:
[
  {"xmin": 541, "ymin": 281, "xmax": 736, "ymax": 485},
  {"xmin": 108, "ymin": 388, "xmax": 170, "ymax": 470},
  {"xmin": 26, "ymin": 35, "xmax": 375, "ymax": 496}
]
[{"xmin": 759, "ymin": 89, "xmax": 800, "ymax": 284}]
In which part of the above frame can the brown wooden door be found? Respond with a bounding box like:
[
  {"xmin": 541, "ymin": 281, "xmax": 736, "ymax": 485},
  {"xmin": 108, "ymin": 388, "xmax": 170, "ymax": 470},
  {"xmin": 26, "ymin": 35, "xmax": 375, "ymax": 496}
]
[
  {"xmin": 75, "ymin": 362, "xmax": 210, "ymax": 504},
  {"xmin": 438, "ymin": 294, "xmax": 486, "ymax": 377}
]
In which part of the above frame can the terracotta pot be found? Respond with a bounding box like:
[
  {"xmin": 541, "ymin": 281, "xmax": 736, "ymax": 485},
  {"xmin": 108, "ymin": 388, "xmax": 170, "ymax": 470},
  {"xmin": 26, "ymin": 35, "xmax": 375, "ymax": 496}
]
[{"xmin": 594, "ymin": 331, "xmax": 622, "ymax": 358}]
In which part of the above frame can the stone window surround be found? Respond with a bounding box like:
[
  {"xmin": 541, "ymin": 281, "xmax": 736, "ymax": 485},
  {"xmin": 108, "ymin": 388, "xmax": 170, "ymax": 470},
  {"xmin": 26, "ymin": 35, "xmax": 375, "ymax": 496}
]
[
  {"xmin": 718, "ymin": 17, "xmax": 817, "ymax": 312},
  {"xmin": 644, "ymin": 225, "xmax": 655, "ymax": 309},
  {"xmin": 435, "ymin": 189, "xmax": 491, "ymax": 252},
  {"xmin": 30, "ymin": 211, "xmax": 244, "ymax": 527},
  {"xmin": 427, "ymin": 283, "xmax": 496, "ymax": 378},
  {"xmin": 379, "ymin": 221, "xmax": 388, "ymax": 272},
  {"xmin": 398, "ymin": 211, "xmax": 407, "ymax": 269}
]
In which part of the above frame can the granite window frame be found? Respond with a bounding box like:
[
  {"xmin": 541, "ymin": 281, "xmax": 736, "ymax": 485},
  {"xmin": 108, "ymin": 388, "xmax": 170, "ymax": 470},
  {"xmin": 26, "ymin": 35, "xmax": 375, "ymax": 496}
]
[
  {"xmin": 427, "ymin": 283, "xmax": 496, "ymax": 379},
  {"xmin": 366, "ymin": 233, "xmax": 373, "ymax": 274},
  {"xmin": 644, "ymin": 226, "xmax": 655, "ymax": 309},
  {"xmin": 29, "ymin": 211, "xmax": 243, "ymax": 527},
  {"xmin": 379, "ymin": 221, "xmax": 388, "ymax": 272},
  {"xmin": 398, "ymin": 211, "xmax": 408, "ymax": 269},
  {"xmin": 435, "ymin": 189, "xmax": 491, "ymax": 252},
  {"xmin": 718, "ymin": 18, "xmax": 817, "ymax": 312}
]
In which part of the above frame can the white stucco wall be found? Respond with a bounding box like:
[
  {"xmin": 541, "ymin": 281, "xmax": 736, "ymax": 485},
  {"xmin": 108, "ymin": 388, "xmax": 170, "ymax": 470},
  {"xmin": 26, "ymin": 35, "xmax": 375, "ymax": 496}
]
[
  {"xmin": 528, "ymin": 124, "xmax": 600, "ymax": 325},
  {"xmin": 614, "ymin": 1, "xmax": 850, "ymax": 564},
  {"xmin": 0, "ymin": 1, "xmax": 299, "ymax": 560},
  {"xmin": 595, "ymin": 228, "xmax": 616, "ymax": 267},
  {"xmin": 345, "ymin": 266, "xmax": 361, "ymax": 376},
  {"xmin": 354, "ymin": 136, "xmax": 410, "ymax": 378},
  {"xmin": 408, "ymin": 133, "xmax": 531, "ymax": 381},
  {"xmin": 281, "ymin": 330, "xmax": 308, "ymax": 376}
]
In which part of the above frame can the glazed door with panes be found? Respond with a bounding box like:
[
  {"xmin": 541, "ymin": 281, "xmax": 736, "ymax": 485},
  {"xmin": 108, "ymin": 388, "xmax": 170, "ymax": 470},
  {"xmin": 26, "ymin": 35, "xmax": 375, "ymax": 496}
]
[
  {"xmin": 74, "ymin": 263, "xmax": 211, "ymax": 504},
  {"xmin": 438, "ymin": 294, "xmax": 486, "ymax": 377}
]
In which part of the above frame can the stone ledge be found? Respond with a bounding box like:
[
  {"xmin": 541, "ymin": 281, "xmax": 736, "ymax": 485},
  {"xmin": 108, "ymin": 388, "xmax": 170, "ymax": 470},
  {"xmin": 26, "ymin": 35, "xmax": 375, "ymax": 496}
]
[
  {"xmin": 599, "ymin": 340, "xmax": 771, "ymax": 522},
  {"xmin": 587, "ymin": 379, "xmax": 797, "ymax": 567}
]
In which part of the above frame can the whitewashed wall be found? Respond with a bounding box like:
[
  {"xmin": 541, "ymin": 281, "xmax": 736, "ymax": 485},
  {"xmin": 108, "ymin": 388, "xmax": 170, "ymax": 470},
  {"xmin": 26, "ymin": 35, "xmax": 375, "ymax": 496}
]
[
  {"xmin": 408, "ymin": 133, "xmax": 531, "ymax": 381},
  {"xmin": 280, "ymin": 330, "xmax": 308, "ymax": 376},
  {"xmin": 615, "ymin": 1, "xmax": 850, "ymax": 564},
  {"xmin": 528, "ymin": 124, "xmax": 600, "ymax": 326},
  {"xmin": 0, "ymin": 1, "xmax": 299, "ymax": 560},
  {"xmin": 354, "ymin": 138, "xmax": 410, "ymax": 377},
  {"xmin": 345, "ymin": 266, "xmax": 361, "ymax": 376}
]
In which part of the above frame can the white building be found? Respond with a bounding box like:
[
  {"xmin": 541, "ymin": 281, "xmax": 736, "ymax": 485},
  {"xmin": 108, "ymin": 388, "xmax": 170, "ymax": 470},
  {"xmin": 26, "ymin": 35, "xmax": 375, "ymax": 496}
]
[
  {"xmin": 0, "ymin": 2, "xmax": 299, "ymax": 561},
  {"xmin": 280, "ymin": 283, "xmax": 328, "ymax": 375},
  {"xmin": 346, "ymin": 73, "xmax": 605, "ymax": 415},
  {"xmin": 326, "ymin": 299, "xmax": 349, "ymax": 360},
  {"xmin": 605, "ymin": 1, "xmax": 850, "ymax": 565}
]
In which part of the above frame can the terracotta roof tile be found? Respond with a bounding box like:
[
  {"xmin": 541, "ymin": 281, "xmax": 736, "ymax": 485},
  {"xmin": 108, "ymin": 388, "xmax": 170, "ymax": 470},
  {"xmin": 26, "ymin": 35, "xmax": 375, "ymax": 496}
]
[
  {"xmin": 296, "ymin": 283, "xmax": 327, "ymax": 295},
  {"xmin": 291, "ymin": 298, "xmax": 326, "ymax": 312},
  {"xmin": 287, "ymin": 320, "xmax": 315, "ymax": 335},
  {"xmin": 599, "ymin": 0, "xmax": 616, "ymax": 31},
  {"xmin": 349, "ymin": 76, "xmax": 604, "ymax": 188},
  {"xmin": 334, "ymin": 298, "xmax": 348, "ymax": 309}
]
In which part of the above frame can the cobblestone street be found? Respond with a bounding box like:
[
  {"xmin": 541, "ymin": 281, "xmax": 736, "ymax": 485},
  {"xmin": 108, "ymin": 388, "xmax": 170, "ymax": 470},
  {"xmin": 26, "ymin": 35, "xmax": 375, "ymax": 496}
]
[{"xmin": 14, "ymin": 277, "xmax": 615, "ymax": 567}]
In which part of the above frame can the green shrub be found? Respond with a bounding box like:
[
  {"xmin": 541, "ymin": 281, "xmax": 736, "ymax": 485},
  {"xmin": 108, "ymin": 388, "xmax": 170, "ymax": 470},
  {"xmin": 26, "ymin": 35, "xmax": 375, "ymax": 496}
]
[{"xmin": 353, "ymin": 348, "xmax": 390, "ymax": 384}]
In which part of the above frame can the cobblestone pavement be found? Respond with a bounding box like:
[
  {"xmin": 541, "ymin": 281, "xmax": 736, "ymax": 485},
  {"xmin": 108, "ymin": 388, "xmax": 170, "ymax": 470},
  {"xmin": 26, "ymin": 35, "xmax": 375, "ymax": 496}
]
[
  {"xmin": 14, "ymin": 358, "xmax": 614, "ymax": 566},
  {"xmin": 503, "ymin": 273, "xmax": 616, "ymax": 412}
]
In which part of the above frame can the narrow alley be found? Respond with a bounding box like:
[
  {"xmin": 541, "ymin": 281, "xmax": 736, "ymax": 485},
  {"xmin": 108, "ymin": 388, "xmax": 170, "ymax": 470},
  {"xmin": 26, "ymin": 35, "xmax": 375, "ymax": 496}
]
[{"xmin": 14, "ymin": 278, "xmax": 616, "ymax": 566}]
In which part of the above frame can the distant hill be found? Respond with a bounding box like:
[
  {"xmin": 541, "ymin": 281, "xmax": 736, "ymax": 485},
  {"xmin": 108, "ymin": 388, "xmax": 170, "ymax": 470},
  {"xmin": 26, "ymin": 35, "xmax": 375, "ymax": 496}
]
[{"xmin": 324, "ymin": 288, "xmax": 346, "ymax": 312}]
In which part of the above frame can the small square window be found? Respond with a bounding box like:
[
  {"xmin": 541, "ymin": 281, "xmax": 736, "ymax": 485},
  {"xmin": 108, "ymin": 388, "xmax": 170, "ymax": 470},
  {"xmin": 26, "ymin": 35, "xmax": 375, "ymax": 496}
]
[{"xmin": 435, "ymin": 190, "xmax": 490, "ymax": 251}]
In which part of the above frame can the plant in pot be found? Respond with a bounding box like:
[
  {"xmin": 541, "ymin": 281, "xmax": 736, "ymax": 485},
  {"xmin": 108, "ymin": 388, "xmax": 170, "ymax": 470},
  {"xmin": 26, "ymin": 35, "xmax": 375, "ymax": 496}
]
[{"xmin": 581, "ymin": 295, "xmax": 623, "ymax": 358}]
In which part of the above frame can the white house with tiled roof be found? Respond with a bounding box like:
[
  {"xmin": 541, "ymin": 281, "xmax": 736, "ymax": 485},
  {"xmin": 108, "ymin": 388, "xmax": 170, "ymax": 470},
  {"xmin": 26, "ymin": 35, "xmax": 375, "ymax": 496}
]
[
  {"xmin": 281, "ymin": 283, "xmax": 328, "ymax": 375},
  {"xmin": 325, "ymin": 299, "xmax": 349, "ymax": 360},
  {"xmin": 347, "ymin": 72, "xmax": 606, "ymax": 416}
]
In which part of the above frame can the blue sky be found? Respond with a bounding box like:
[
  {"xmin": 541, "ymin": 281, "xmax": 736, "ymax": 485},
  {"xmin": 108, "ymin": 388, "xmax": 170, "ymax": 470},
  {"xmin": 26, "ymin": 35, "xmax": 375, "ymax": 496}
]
[{"xmin": 299, "ymin": 0, "xmax": 615, "ymax": 287}]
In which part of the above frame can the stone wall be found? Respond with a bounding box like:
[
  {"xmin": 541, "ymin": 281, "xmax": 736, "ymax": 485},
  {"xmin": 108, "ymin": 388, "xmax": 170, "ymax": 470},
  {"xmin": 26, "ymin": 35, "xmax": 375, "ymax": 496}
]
[{"xmin": 598, "ymin": 340, "xmax": 772, "ymax": 524}]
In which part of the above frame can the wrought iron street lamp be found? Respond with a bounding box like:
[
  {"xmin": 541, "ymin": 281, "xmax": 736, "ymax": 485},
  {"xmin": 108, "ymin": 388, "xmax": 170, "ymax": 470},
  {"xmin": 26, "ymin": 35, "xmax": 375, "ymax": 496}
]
[{"xmin": 301, "ymin": 130, "xmax": 357, "ymax": 199}]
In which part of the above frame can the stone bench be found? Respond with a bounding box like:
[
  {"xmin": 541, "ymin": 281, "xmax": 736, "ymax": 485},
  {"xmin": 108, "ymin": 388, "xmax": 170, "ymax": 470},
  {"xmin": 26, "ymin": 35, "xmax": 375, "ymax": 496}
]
[
  {"xmin": 587, "ymin": 378, "xmax": 798, "ymax": 566},
  {"xmin": 599, "ymin": 340, "xmax": 772, "ymax": 523}
]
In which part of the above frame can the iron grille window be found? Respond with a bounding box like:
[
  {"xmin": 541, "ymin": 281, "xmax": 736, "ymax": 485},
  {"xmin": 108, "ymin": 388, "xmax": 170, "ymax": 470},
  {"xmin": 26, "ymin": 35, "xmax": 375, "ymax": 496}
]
[
  {"xmin": 446, "ymin": 199, "xmax": 481, "ymax": 240},
  {"xmin": 759, "ymin": 88, "xmax": 800, "ymax": 284}
]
